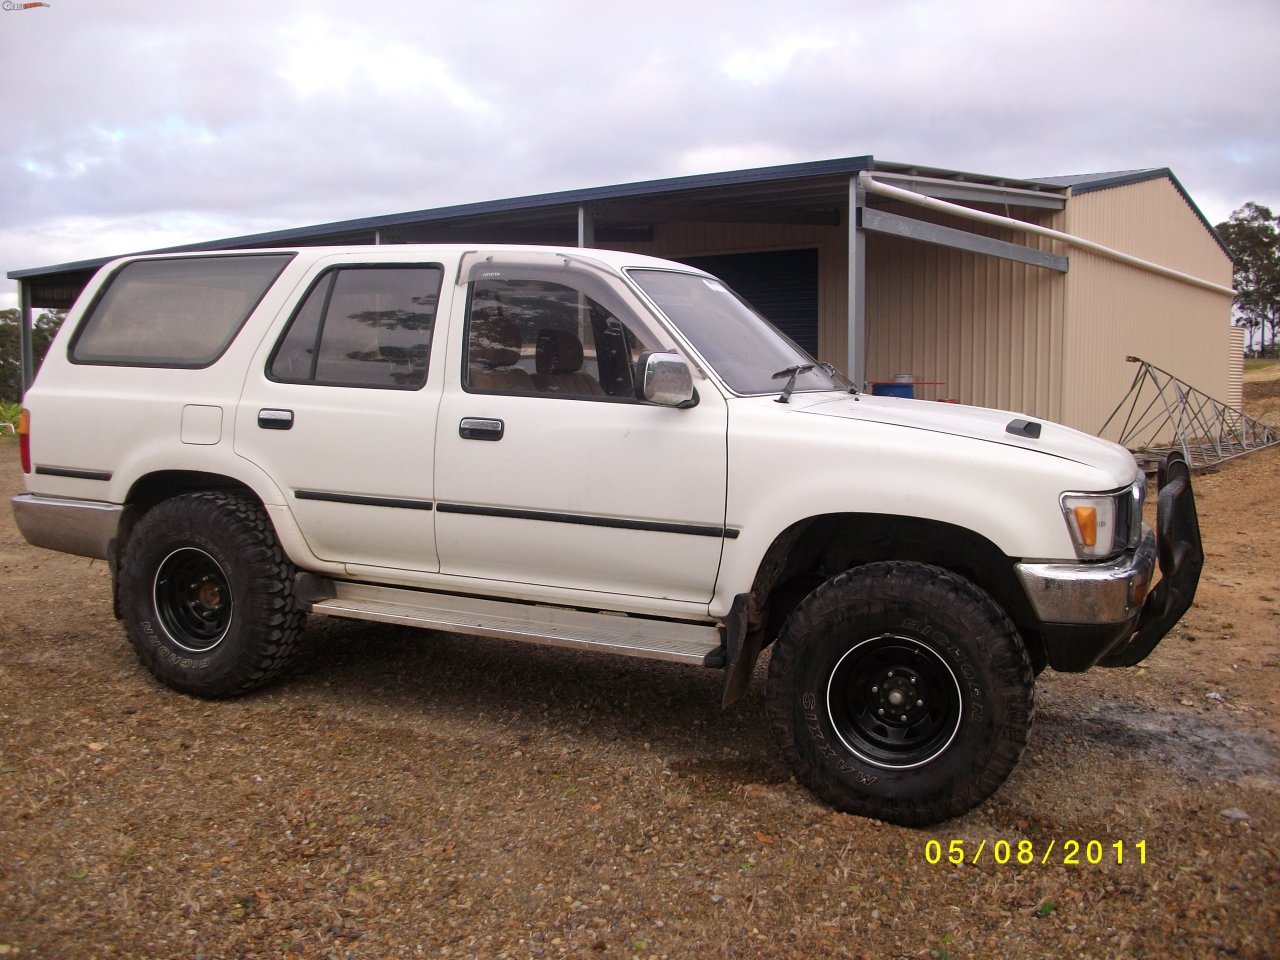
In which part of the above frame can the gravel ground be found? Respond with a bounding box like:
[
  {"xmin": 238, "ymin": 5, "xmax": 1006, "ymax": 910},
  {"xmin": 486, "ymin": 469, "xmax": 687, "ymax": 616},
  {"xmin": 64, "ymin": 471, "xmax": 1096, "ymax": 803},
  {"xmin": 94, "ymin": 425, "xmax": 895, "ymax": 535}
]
[{"xmin": 1, "ymin": 386, "xmax": 1278, "ymax": 959}]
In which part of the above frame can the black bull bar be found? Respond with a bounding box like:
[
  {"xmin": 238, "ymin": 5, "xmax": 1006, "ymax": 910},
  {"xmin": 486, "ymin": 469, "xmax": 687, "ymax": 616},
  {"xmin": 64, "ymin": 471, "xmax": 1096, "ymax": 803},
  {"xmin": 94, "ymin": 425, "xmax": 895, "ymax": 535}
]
[{"xmin": 1100, "ymin": 451, "xmax": 1204, "ymax": 667}]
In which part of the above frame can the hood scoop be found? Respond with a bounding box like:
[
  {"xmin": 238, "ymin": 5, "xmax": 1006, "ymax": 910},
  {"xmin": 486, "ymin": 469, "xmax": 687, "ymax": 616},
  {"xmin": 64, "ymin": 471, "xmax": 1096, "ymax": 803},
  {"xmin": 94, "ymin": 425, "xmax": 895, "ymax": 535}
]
[{"xmin": 1006, "ymin": 418, "xmax": 1043, "ymax": 439}]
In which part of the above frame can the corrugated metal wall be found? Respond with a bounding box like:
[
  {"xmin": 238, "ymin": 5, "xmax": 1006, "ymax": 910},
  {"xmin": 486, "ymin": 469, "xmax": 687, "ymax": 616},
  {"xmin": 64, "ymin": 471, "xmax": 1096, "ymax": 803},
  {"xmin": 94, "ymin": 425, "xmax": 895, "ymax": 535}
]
[
  {"xmin": 1061, "ymin": 178, "xmax": 1234, "ymax": 440},
  {"xmin": 629, "ymin": 208, "xmax": 1072, "ymax": 421},
  {"xmin": 1228, "ymin": 326, "xmax": 1246, "ymax": 410},
  {"xmin": 862, "ymin": 204, "xmax": 1067, "ymax": 419},
  {"xmin": 617, "ymin": 174, "xmax": 1233, "ymax": 444}
]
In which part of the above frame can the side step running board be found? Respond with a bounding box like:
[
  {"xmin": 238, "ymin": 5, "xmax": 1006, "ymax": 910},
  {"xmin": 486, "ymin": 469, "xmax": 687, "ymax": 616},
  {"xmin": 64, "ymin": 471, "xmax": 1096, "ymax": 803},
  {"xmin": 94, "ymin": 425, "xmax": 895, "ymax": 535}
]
[{"xmin": 307, "ymin": 581, "xmax": 725, "ymax": 667}]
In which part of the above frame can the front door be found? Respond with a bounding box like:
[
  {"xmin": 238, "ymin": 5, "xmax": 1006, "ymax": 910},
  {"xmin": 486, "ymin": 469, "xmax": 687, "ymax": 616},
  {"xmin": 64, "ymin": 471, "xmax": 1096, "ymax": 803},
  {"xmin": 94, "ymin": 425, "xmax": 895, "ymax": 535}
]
[{"xmin": 433, "ymin": 253, "xmax": 729, "ymax": 603}]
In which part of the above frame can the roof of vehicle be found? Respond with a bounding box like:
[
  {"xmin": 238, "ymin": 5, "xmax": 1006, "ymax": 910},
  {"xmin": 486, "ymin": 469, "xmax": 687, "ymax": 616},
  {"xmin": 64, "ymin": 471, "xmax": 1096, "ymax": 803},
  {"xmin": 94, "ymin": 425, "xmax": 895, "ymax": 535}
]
[{"xmin": 96, "ymin": 243, "xmax": 713, "ymax": 275}]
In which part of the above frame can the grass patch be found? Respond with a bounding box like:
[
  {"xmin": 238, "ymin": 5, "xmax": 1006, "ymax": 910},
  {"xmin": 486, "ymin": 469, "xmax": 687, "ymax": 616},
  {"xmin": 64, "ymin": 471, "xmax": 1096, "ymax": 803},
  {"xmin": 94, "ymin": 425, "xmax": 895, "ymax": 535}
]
[
  {"xmin": 0, "ymin": 400, "xmax": 21, "ymax": 432},
  {"xmin": 1243, "ymin": 357, "xmax": 1280, "ymax": 375}
]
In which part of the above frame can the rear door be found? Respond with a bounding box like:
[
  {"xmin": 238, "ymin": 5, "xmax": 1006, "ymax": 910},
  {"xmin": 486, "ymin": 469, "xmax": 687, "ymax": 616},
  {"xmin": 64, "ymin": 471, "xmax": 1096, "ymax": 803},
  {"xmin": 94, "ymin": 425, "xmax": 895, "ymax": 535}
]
[{"xmin": 235, "ymin": 257, "xmax": 450, "ymax": 572}]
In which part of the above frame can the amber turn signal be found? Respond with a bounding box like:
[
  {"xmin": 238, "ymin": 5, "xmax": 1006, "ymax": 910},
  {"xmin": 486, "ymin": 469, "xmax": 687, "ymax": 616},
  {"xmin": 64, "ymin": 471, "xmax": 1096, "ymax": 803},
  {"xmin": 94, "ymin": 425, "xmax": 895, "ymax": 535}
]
[{"xmin": 18, "ymin": 408, "xmax": 31, "ymax": 474}]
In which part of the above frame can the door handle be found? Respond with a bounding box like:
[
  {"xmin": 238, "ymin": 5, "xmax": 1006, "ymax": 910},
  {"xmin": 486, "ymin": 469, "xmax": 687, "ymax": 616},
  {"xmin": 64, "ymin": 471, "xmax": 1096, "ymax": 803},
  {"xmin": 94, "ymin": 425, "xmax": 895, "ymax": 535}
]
[
  {"xmin": 258, "ymin": 409, "xmax": 294, "ymax": 430},
  {"xmin": 459, "ymin": 417, "xmax": 504, "ymax": 441}
]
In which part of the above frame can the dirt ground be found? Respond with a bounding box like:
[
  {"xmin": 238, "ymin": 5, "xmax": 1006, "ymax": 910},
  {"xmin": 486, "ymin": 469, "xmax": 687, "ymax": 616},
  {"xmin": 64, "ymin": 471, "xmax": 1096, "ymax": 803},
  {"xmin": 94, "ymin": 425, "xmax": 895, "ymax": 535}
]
[{"xmin": 1, "ymin": 381, "xmax": 1278, "ymax": 960}]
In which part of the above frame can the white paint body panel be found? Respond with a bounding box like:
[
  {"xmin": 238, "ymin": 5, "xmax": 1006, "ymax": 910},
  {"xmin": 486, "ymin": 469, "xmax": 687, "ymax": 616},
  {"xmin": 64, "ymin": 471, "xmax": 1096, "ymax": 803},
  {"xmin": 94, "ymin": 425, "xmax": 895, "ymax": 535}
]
[
  {"xmin": 434, "ymin": 389, "xmax": 728, "ymax": 600},
  {"xmin": 18, "ymin": 244, "xmax": 1143, "ymax": 627},
  {"xmin": 711, "ymin": 393, "xmax": 1136, "ymax": 617}
]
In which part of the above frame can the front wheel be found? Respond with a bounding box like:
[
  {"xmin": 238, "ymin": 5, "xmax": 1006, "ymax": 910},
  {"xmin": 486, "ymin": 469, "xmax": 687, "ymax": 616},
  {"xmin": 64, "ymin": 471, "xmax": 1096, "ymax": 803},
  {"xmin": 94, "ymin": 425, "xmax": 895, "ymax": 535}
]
[
  {"xmin": 119, "ymin": 491, "xmax": 304, "ymax": 697},
  {"xmin": 766, "ymin": 562, "xmax": 1034, "ymax": 826}
]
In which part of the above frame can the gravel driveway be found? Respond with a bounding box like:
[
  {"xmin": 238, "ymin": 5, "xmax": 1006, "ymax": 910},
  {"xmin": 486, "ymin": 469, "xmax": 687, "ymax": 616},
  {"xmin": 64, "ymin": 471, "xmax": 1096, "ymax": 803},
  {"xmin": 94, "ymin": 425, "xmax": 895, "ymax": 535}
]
[{"xmin": 1, "ymin": 435, "xmax": 1277, "ymax": 960}]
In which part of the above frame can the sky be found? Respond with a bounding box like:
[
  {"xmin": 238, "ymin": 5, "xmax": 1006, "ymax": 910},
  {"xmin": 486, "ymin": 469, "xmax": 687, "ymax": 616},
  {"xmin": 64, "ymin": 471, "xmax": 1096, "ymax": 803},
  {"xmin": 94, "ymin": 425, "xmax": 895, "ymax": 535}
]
[{"xmin": 2, "ymin": 0, "xmax": 1278, "ymax": 312}]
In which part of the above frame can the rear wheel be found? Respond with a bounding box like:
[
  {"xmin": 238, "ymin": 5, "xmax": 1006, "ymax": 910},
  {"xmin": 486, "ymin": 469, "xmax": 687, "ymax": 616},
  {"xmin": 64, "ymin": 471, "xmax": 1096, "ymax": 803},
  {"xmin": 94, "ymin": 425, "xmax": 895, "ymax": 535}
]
[
  {"xmin": 766, "ymin": 562, "xmax": 1034, "ymax": 826},
  {"xmin": 120, "ymin": 491, "xmax": 304, "ymax": 697}
]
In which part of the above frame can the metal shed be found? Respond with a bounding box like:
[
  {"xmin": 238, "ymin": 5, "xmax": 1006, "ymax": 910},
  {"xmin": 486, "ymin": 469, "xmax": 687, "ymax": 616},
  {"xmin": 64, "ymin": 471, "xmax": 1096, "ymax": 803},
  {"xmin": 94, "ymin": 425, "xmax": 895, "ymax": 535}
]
[{"xmin": 8, "ymin": 156, "xmax": 1234, "ymax": 438}]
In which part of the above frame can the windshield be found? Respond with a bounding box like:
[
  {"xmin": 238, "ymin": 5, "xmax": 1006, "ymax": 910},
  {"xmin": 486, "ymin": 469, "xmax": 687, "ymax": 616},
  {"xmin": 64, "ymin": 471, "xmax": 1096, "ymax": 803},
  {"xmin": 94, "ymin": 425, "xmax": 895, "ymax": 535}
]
[{"xmin": 627, "ymin": 269, "xmax": 846, "ymax": 396}]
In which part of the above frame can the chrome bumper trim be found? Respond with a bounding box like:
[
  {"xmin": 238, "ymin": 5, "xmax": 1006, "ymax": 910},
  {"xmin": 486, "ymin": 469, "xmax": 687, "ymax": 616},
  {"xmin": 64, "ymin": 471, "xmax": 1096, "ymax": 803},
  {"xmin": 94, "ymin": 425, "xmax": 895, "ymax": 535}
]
[
  {"xmin": 11, "ymin": 494, "xmax": 123, "ymax": 561},
  {"xmin": 1015, "ymin": 525, "xmax": 1157, "ymax": 625}
]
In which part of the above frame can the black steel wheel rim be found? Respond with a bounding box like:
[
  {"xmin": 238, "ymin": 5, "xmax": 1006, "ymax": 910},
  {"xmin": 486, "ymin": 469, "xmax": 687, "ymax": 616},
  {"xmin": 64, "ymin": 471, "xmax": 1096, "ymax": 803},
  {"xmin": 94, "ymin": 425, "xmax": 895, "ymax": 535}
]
[
  {"xmin": 153, "ymin": 547, "xmax": 233, "ymax": 653},
  {"xmin": 826, "ymin": 634, "xmax": 963, "ymax": 769}
]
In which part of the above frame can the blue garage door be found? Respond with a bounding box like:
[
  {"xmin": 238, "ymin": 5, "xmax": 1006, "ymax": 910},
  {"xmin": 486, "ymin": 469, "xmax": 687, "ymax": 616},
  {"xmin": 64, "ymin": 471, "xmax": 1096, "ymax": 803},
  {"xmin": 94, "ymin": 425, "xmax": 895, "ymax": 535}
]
[{"xmin": 678, "ymin": 248, "xmax": 819, "ymax": 356}]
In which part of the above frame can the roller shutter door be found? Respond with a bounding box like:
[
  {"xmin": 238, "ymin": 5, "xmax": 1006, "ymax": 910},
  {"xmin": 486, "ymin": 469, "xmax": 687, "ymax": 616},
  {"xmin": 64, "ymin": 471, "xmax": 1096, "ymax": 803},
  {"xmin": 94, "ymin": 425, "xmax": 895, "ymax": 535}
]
[{"xmin": 678, "ymin": 249, "xmax": 819, "ymax": 356}]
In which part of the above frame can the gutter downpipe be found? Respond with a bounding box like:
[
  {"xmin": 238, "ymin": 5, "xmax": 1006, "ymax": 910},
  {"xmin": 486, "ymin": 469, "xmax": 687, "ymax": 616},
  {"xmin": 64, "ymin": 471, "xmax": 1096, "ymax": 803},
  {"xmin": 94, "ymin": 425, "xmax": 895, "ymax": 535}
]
[
  {"xmin": 848, "ymin": 176, "xmax": 867, "ymax": 385},
  {"xmin": 856, "ymin": 171, "xmax": 1234, "ymax": 297}
]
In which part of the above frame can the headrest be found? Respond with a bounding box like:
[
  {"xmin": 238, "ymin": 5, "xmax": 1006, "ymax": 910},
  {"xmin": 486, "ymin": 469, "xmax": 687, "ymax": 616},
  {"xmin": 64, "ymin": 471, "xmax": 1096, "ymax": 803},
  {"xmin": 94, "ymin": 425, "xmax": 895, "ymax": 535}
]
[
  {"xmin": 536, "ymin": 328, "xmax": 585, "ymax": 375},
  {"xmin": 469, "ymin": 314, "xmax": 523, "ymax": 369}
]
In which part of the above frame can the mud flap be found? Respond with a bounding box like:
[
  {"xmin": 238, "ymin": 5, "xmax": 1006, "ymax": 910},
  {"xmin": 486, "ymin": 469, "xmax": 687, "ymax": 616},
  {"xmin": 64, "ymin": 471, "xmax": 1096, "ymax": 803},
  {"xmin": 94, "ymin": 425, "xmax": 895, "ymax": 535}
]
[
  {"xmin": 721, "ymin": 593, "xmax": 764, "ymax": 707},
  {"xmin": 1099, "ymin": 451, "xmax": 1203, "ymax": 667}
]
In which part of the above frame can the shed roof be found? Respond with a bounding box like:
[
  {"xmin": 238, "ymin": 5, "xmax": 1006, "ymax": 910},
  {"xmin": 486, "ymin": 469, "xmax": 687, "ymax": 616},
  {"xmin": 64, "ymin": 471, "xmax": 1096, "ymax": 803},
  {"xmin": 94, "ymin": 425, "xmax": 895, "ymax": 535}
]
[
  {"xmin": 8, "ymin": 155, "xmax": 1073, "ymax": 307},
  {"xmin": 9, "ymin": 156, "xmax": 880, "ymax": 284}
]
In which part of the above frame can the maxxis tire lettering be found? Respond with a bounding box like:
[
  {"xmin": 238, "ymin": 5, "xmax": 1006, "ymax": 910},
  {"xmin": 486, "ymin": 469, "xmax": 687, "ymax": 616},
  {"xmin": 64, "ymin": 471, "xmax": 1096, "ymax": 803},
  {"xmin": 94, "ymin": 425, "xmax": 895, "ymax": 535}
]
[{"xmin": 802, "ymin": 690, "xmax": 879, "ymax": 783}]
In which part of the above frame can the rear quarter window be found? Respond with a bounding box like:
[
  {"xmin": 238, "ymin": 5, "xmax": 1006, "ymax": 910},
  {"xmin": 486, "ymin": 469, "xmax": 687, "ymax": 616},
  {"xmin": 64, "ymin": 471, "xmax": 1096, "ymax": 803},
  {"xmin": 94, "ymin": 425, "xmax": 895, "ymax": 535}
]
[{"xmin": 70, "ymin": 254, "xmax": 293, "ymax": 367}]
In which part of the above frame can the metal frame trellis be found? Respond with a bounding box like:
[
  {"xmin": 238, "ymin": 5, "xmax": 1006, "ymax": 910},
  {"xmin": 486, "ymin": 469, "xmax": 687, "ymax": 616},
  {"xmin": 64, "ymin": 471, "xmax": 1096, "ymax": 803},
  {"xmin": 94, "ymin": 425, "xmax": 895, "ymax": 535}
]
[{"xmin": 1099, "ymin": 356, "xmax": 1279, "ymax": 471}]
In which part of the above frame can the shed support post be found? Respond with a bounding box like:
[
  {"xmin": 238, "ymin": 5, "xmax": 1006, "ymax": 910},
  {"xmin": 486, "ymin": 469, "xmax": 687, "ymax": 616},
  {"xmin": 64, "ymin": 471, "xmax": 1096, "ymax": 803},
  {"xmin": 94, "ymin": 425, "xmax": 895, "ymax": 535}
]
[
  {"xmin": 847, "ymin": 177, "xmax": 867, "ymax": 387},
  {"xmin": 18, "ymin": 280, "xmax": 34, "ymax": 401},
  {"xmin": 578, "ymin": 206, "xmax": 595, "ymax": 248}
]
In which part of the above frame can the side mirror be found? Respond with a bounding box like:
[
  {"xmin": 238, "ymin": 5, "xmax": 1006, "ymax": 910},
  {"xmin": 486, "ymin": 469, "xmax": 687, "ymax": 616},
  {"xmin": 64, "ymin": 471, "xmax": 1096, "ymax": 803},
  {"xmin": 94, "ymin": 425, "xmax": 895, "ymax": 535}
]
[{"xmin": 637, "ymin": 352, "xmax": 696, "ymax": 407}]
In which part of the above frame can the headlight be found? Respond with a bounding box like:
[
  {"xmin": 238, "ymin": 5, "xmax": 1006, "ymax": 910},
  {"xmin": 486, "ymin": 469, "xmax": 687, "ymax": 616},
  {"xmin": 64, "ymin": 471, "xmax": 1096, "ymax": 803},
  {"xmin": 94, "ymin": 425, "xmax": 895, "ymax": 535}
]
[{"xmin": 1060, "ymin": 481, "xmax": 1143, "ymax": 560}]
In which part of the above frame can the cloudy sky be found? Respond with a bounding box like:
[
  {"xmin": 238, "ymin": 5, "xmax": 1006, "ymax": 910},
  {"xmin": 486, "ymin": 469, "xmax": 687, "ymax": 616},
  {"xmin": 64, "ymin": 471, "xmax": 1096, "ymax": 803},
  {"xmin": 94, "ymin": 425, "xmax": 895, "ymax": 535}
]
[{"xmin": 2, "ymin": 0, "xmax": 1278, "ymax": 311}]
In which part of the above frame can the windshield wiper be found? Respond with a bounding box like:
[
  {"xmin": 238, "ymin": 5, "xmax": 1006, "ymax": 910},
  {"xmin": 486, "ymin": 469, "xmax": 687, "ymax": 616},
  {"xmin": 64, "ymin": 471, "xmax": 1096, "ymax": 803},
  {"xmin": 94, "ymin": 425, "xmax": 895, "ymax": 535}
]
[{"xmin": 772, "ymin": 364, "xmax": 814, "ymax": 404}]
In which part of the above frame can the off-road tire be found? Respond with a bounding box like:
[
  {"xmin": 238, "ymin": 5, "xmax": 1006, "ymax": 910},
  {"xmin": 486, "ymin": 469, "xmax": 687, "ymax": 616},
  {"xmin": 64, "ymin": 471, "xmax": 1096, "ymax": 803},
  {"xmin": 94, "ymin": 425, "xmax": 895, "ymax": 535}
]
[
  {"xmin": 766, "ymin": 561, "xmax": 1034, "ymax": 826},
  {"xmin": 119, "ymin": 491, "xmax": 304, "ymax": 698}
]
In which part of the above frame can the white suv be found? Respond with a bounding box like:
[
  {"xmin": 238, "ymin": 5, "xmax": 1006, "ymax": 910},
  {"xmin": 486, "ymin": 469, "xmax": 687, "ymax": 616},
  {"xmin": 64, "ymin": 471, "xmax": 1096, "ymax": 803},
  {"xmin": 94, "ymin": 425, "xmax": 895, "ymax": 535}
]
[{"xmin": 12, "ymin": 244, "xmax": 1202, "ymax": 825}]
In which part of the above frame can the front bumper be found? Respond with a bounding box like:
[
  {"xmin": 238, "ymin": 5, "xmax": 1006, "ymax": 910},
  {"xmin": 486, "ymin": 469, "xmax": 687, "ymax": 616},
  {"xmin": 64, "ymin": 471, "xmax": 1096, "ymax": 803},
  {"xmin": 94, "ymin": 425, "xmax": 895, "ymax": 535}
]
[
  {"xmin": 1016, "ymin": 526, "xmax": 1158, "ymax": 627},
  {"xmin": 11, "ymin": 493, "xmax": 123, "ymax": 561},
  {"xmin": 1014, "ymin": 451, "xmax": 1203, "ymax": 672}
]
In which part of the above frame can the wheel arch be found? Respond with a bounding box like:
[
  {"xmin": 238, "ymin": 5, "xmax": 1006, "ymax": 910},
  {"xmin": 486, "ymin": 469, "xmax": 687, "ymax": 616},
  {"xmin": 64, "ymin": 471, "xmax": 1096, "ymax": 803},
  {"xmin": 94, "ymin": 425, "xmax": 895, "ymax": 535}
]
[
  {"xmin": 113, "ymin": 469, "xmax": 330, "ymax": 619},
  {"xmin": 721, "ymin": 513, "xmax": 1043, "ymax": 707},
  {"xmin": 126, "ymin": 469, "xmax": 262, "ymax": 513},
  {"xmin": 758, "ymin": 512, "xmax": 1035, "ymax": 626},
  {"xmin": 111, "ymin": 471, "xmax": 264, "ymax": 619}
]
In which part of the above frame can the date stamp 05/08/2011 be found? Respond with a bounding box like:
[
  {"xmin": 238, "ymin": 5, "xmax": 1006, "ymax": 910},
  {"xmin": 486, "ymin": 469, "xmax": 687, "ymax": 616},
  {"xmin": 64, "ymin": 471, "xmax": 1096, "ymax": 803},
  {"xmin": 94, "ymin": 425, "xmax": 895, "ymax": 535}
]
[{"xmin": 924, "ymin": 839, "xmax": 1148, "ymax": 867}]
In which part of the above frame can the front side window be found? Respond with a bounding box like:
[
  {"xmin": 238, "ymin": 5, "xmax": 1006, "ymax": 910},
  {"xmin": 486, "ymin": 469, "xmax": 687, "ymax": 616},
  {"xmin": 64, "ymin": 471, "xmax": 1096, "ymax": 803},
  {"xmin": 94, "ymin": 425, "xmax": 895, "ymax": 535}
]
[
  {"xmin": 464, "ymin": 276, "xmax": 659, "ymax": 400},
  {"xmin": 269, "ymin": 264, "xmax": 442, "ymax": 389},
  {"xmin": 71, "ymin": 254, "xmax": 293, "ymax": 367}
]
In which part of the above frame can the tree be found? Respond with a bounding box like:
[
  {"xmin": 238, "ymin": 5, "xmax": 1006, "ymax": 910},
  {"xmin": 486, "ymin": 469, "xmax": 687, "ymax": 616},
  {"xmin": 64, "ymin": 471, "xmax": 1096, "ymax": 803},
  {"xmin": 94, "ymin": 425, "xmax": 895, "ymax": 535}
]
[
  {"xmin": 0, "ymin": 308, "xmax": 66, "ymax": 402},
  {"xmin": 1216, "ymin": 203, "xmax": 1280, "ymax": 358}
]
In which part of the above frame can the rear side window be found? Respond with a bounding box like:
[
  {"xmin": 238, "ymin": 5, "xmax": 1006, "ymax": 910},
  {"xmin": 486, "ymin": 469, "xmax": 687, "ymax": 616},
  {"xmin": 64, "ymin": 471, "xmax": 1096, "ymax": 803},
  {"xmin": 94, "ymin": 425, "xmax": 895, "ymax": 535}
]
[
  {"xmin": 268, "ymin": 264, "xmax": 442, "ymax": 389},
  {"xmin": 71, "ymin": 254, "xmax": 293, "ymax": 367}
]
